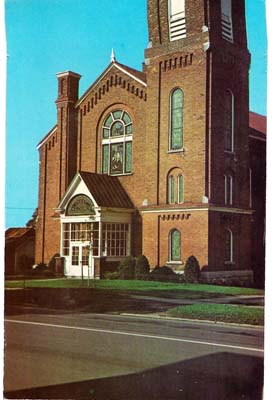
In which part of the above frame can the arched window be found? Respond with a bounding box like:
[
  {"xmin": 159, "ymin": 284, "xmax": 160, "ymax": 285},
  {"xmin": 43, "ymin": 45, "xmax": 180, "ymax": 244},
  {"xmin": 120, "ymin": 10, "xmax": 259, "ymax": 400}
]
[
  {"xmin": 225, "ymin": 229, "xmax": 233, "ymax": 263},
  {"xmin": 169, "ymin": 229, "xmax": 181, "ymax": 262},
  {"xmin": 167, "ymin": 169, "xmax": 184, "ymax": 204},
  {"xmin": 178, "ymin": 174, "xmax": 184, "ymax": 203},
  {"xmin": 168, "ymin": 0, "xmax": 186, "ymax": 41},
  {"xmin": 168, "ymin": 175, "xmax": 175, "ymax": 204},
  {"xmin": 224, "ymin": 174, "xmax": 233, "ymax": 205},
  {"xmin": 170, "ymin": 89, "xmax": 184, "ymax": 150},
  {"xmin": 102, "ymin": 110, "xmax": 133, "ymax": 175},
  {"xmin": 224, "ymin": 90, "xmax": 234, "ymax": 152}
]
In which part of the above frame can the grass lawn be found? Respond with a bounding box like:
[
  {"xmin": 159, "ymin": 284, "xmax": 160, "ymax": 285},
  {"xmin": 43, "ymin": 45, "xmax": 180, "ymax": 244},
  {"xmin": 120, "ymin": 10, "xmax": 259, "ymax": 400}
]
[
  {"xmin": 5, "ymin": 278, "xmax": 264, "ymax": 296},
  {"xmin": 167, "ymin": 304, "xmax": 264, "ymax": 326}
]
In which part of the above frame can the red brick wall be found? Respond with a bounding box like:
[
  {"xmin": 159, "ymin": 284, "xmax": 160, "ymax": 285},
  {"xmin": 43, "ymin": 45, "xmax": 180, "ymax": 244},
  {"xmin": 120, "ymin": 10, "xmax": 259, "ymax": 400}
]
[{"xmin": 142, "ymin": 210, "xmax": 209, "ymax": 269}]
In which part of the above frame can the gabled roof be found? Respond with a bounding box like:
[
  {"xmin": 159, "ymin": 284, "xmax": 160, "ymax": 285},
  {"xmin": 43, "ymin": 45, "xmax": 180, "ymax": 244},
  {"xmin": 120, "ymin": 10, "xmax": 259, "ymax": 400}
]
[
  {"xmin": 58, "ymin": 171, "xmax": 134, "ymax": 211},
  {"xmin": 5, "ymin": 227, "xmax": 35, "ymax": 244},
  {"xmin": 79, "ymin": 171, "xmax": 134, "ymax": 209},
  {"xmin": 76, "ymin": 60, "xmax": 147, "ymax": 107},
  {"xmin": 249, "ymin": 112, "xmax": 266, "ymax": 140},
  {"xmin": 36, "ymin": 125, "xmax": 57, "ymax": 150}
]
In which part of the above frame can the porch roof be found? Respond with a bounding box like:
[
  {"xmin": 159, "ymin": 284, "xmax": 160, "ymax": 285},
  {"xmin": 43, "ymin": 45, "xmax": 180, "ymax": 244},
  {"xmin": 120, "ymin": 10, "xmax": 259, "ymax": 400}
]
[{"xmin": 79, "ymin": 171, "xmax": 134, "ymax": 209}]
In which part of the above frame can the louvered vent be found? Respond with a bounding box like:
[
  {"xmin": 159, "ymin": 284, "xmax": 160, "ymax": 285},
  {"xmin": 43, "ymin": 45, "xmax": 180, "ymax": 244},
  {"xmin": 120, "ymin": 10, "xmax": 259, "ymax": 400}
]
[
  {"xmin": 169, "ymin": 12, "xmax": 186, "ymax": 41},
  {"xmin": 221, "ymin": 13, "xmax": 233, "ymax": 42}
]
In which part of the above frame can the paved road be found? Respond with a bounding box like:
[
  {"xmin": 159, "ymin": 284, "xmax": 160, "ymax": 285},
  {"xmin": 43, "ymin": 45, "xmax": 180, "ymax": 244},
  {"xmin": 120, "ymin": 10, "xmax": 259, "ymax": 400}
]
[{"xmin": 4, "ymin": 310, "xmax": 264, "ymax": 399}]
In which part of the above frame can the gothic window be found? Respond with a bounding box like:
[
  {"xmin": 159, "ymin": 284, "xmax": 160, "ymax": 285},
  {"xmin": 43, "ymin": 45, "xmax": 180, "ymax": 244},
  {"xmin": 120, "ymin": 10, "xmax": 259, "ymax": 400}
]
[
  {"xmin": 169, "ymin": 229, "xmax": 181, "ymax": 262},
  {"xmin": 221, "ymin": 0, "xmax": 233, "ymax": 42},
  {"xmin": 168, "ymin": 175, "xmax": 175, "ymax": 204},
  {"xmin": 102, "ymin": 110, "xmax": 133, "ymax": 175},
  {"xmin": 178, "ymin": 174, "xmax": 184, "ymax": 203},
  {"xmin": 224, "ymin": 90, "xmax": 234, "ymax": 152},
  {"xmin": 168, "ymin": 169, "xmax": 184, "ymax": 204},
  {"xmin": 224, "ymin": 174, "xmax": 233, "ymax": 205},
  {"xmin": 225, "ymin": 229, "xmax": 234, "ymax": 263},
  {"xmin": 169, "ymin": 0, "xmax": 186, "ymax": 41},
  {"xmin": 170, "ymin": 89, "xmax": 184, "ymax": 150}
]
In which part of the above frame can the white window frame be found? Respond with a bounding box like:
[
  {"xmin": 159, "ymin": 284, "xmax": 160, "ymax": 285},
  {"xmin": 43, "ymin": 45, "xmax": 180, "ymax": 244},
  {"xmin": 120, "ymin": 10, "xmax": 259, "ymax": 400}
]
[{"xmin": 102, "ymin": 110, "xmax": 133, "ymax": 176}]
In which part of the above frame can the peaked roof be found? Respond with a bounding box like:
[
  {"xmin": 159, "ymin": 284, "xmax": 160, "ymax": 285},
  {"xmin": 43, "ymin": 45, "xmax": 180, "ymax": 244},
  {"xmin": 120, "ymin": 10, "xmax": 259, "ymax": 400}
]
[
  {"xmin": 249, "ymin": 112, "xmax": 267, "ymax": 135},
  {"xmin": 76, "ymin": 60, "xmax": 147, "ymax": 107},
  {"xmin": 79, "ymin": 171, "xmax": 134, "ymax": 209},
  {"xmin": 5, "ymin": 227, "xmax": 35, "ymax": 244}
]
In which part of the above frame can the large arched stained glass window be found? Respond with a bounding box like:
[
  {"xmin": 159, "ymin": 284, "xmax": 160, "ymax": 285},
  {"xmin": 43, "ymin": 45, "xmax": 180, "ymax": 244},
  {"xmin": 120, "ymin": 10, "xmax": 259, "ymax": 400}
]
[
  {"xmin": 102, "ymin": 110, "xmax": 133, "ymax": 175},
  {"xmin": 170, "ymin": 89, "xmax": 184, "ymax": 150},
  {"xmin": 169, "ymin": 229, "xmax": 181, "ymax": 262}
]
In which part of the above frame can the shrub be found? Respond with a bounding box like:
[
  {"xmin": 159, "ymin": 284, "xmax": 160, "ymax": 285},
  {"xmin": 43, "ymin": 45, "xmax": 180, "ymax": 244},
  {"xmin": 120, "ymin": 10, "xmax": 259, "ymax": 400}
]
[
  {"xmin": 104, "ymin": 271, "xmax": 120, "ymax": 280},
  {"xmin": 48, "ymin": 253, "xmax": 60, "ymax": 272},
  {"xmin": 135, "ymin": 255, "xmax": 150, "ymax": 279},
  {"xmin": 118, "ymin": 256, "xmax": 136, "ymax": 279},
  {"xmin": 31, "ymin": 262, "xmax": 54, "ymax": 277},
  {"xmin": 184, "ymin": 256, "xmax": 201, "ymax": 283},
  {"xmin": 150, "ymin": 265, "xmax": 178, "ymax": 282}
]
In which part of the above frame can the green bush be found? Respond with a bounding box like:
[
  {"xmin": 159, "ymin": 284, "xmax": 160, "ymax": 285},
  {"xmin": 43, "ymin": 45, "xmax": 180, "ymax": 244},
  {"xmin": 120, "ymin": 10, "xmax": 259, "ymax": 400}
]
[
  {"xmin": 118, "ymin": 256, "xmax": 136, "ymax": 279},
  {"xmin": 150, "ymin": 266, "xmax": 179, "ymax": 282},
  {"xmin": 104, "ymin": 271, "xmax": 120, "ymax": 280},
  {"xmin": 135, "ymin": 255, "xmax": 150, "ymax": 279},
  {"xmin": 184, "ymin": 256, "xmax": 200, "ymax": 283},
  {"xmin": 48, "ymin": 253, "xmax": 60, "ymax": 272}
]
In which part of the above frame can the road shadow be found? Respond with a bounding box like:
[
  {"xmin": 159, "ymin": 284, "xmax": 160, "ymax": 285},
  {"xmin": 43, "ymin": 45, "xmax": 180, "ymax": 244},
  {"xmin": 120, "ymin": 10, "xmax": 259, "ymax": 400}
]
[
  {"xmin": 4, "ymin": 352, "xmax": 263, "ymax": 400},
  {"xmin": 4, "ymin": 288, "xmax": 184, "ymax": 316}
]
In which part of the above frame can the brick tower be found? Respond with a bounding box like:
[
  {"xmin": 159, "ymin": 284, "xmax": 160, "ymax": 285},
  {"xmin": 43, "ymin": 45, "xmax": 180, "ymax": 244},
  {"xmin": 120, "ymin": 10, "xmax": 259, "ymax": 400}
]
[
  {"xmin": 142, "ymin": 0, "xmax": 252, "ymax": 283},
  {"xmin": 35, "ymin": 72, "xmax": 81, "ymax": 263}
]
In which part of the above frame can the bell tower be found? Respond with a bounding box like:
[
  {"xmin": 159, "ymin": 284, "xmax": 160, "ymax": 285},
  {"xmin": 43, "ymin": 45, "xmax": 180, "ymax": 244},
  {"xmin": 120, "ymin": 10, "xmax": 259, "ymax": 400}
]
[
  {"xmin": 142, "ymin": 0, "xmax": 252, "ymax": 278},
  {"xmin": 144, "ymin": 0, "xmax": 250, "ymax": 207}
]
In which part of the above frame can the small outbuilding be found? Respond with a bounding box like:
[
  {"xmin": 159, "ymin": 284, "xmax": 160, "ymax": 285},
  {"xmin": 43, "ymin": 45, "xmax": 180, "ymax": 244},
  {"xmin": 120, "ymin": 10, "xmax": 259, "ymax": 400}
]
[{"xmin": 5, "ymin": 227, "xmax": 35, "ymax": 276}]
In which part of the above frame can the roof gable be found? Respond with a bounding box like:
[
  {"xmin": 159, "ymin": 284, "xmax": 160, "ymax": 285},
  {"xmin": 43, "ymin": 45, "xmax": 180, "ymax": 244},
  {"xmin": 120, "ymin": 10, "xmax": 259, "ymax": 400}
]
[
  {"xmin": 77, "ymin": 61, "xmax": 147, "ymax": 107},
  {"xmin": 58, "ymin": 171, "xmax": 134, "ymax": 212}
]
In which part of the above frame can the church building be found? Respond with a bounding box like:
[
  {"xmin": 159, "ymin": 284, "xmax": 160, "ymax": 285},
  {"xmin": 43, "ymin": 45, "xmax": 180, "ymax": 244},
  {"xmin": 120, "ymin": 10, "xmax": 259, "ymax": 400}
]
[{"xmin": 35, "ymin": 0, "xmax": 266, "ymax": 285}]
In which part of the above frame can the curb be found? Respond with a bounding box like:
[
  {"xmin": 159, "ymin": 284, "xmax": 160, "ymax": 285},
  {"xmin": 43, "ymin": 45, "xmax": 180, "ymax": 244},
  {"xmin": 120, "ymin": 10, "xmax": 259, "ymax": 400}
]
[{"xmin": 119, "ymin": 312, "xmax": 264, "ymax": 329}]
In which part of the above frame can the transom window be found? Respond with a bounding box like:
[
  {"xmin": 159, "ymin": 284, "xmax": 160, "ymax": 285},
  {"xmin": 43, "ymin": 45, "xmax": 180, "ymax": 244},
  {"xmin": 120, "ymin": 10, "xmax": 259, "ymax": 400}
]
[
  {"xmin": 102, "ymin": 110, "xmax": 133, "ymax": 175},
  {"xmin": 170, "ymin": 89, "xmax": 184, "ymax": 151}
]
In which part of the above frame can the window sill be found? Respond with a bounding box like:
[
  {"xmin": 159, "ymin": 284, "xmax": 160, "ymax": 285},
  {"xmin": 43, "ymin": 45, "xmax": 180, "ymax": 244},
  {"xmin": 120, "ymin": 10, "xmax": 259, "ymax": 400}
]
[
  {"xmin": 108, "ymin": 172, "xmax": 133, "ymax": 177},
  {"xmin": 224, "ymin": 261, "xmax": 235, "ymax": 265},
  {"xmin": 167, "ymin": 148, "xmax": 185, "ymax": 154},
  {"xmin": 166, "ymin": 261, "xmax": 183, "ymax": 265}
]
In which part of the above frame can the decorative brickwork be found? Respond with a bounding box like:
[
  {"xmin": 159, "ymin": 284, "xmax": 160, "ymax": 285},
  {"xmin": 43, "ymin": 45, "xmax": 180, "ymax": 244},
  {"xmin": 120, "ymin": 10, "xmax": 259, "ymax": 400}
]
[{"xmin": 34, "ymin": 0, "xmax": 265, "ymax": 285}]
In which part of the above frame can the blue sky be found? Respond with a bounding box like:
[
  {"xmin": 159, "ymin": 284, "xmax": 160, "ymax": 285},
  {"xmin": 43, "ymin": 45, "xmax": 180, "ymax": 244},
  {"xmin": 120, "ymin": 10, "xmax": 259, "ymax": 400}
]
[{"xmin": 5, "ymin": 0, "xmax": 267, "ymax": 228}]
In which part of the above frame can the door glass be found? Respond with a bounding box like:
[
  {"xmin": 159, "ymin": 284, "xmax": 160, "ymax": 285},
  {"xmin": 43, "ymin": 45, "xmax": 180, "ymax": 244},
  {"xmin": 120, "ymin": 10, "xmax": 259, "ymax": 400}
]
[
  {"xmin": 82, "ymin": 246, "xmax": 90, "ymax": 266},
  {"xmin": 71, "ymin": 246, "xmax": 79, "ymax": 266}
]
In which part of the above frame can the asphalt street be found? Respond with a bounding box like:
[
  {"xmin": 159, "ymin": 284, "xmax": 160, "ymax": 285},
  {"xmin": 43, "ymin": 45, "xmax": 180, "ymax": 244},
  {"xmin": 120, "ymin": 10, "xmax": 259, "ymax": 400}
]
[{"xmin": 4, "ymin": 308, "xmax": 264, "ymax": 400}]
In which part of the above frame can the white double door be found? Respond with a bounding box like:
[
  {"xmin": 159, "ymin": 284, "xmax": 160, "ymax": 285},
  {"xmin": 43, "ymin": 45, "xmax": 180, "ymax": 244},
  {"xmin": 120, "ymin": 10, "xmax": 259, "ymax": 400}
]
[{"xmin": 70, "ymin": 242, "xmax": 94, "ymax": 278}]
